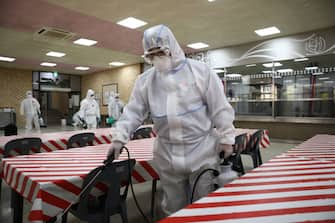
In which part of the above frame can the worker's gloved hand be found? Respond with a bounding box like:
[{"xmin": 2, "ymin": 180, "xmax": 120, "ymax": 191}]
[
  {"xmin": 107, "ymin": 141, "xmax": 124, "ymax": 159},
  {"xmin": 218, "ymin": 144, "xmax": 233, "ymax": 159}
]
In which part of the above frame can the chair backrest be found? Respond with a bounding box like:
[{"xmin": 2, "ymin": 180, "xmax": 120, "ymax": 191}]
[
  {"xmin": 4, "ymin": 137, "xmax": 42, "ymax": 157},
  {"xmin": 4, "ymin": 123, "xmax": 17, "ymax": 136},
  {"xmin": 67, "ymin": 132, "xmax": 95, "ymax": 149},
  {"xmin": 132, "ymin": 127, "xmax": 153, "ymax": 140},
  {"xmin": 74, "ymin": 159, "xmax": 136, "ymax": 221},
  {"xmin": 234, "ymin": 133, "xmax": 247, "ymax": 154},
  {"xmin": 245, "ymin": 129, "xmax": 263, "ymax": 152}
]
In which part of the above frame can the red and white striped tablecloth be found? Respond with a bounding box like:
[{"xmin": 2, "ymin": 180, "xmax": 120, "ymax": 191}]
[
  {"xmin": 160, "ymin": 155, "xmax": 335, "ymax": 223},
  {"xmin": 1, "ymin": 138, "xmax": 158, "ymax": 222},
  {"xmin": 234, "ymin": 128, "xmax": 270, "ymax": 149},
  {"xmin": 284, "ymin": 134, "xmax": 335, "ymax": 162},
  {"xmin": 0, "ymin": 128, "xmax": 113, "ymax": 158}
]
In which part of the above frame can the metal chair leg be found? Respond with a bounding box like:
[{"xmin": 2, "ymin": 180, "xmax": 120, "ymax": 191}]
[{"xmin": 151, "ymin": 179, "xmax": 157, "ymax": 223}]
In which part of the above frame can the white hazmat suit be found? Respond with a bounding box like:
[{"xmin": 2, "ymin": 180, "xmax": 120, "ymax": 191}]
[
  {"xmin": 108, "ymin": 93, "xmax": 124, "ymax": 123},
  {"xmin": 20, "ymin": 91, "xmax": 41, "ymax": 132},
  {"xmin": 79, "ymin": 89, "xmax": 100, "ymax": 129},
  {"xmin": 110, "ymin": 25, "xmax": 235, "ymax": 215}
]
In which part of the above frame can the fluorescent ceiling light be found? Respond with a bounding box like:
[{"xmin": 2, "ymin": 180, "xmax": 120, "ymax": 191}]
[
  {"xmin": 324, "ymin": 81, "xmax": 334, "ymax": 84},
  {"xmin": 312, "ymin": 72, "xmax": 323, "ymax": 76},
  {"xmin": 262, "ymin": 70, "xmax": 274, "ymax": 73},
  {"xmin": 318, "ymin": 77, "xmax": 329, "ymax": 80},
  {"xmin": 277, "ymin": 68, "xmax": 293, "ymax": 73},
  {"xmin": 187, "ymin": 42, "xmax": 209, "ymax": 49},
  {"xmin": 213, "ymin": 69, "xmax": 225, "ymax": 73},
  {"xmin": 117, "ymin": 17, "xmax": 147, "ymax": 29},
  {"xmin": 109, "ymin": 62, "xmax": 125, "ymax": 66},
  {"xmin": 294, "ymin": 57, "xmax": 309, "ymax": 62},
  {"xmin": 46, "ymin": 51, "xmax": 66, "ymax": 57},
  {"xmin": 40, "ymin": 62, "xmax": 56, "ymax": 67},
  {"xmin": 246, "ymin": 64, "xmax": 256, "ymax": 67},
  {"xmin": 75, "ymin": 66, "xmax": 90, "ymax": 71},
  {"xmin": 208, "ymin": 0, "xmax": 216, "ymax": 2},
  {"xmin": 226, "ymin": 73, "xmax": 242, "ymax": 78},
  {"xmin": 262, "ymin": 62, "xmax": 282, "ymax": 67},
  {"xmin": 73, "ymin": 38, "xmax": 97, "ymax": 46},
  {"xmin": 305, "ymin": 66, "xmax": 318, "ymax": 70},
  {"xmin": 255, "ymin": 26, "xmax": 280, "ymax": 36},
  {"xmin": 0, "ymin": 56, "xmax": 16, "ymax": 62}
]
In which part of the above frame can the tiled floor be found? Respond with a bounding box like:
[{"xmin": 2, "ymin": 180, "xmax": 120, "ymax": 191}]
[{"xmin": 0, "ymin": 126, "xmax": 300, "ymax": 223}]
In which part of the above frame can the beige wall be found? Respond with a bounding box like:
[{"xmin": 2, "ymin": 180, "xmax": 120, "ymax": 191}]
[
  {"xmin": 81, "ymin": 64, "xmax": 141, "ymax": 115},
  {"xmin": 0, "ymin": 67, "xmax": 32, "ymax": 128}
]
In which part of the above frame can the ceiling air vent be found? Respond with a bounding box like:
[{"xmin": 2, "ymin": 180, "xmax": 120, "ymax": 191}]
[{"xmin": 35, "ymin": 27, "xmax": 76, "ymax": 41}]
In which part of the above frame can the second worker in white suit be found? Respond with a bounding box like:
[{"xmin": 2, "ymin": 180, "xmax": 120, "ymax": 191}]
[
  {"xmin": 79, "ymin": 89, "xmax": 100, "ymax": 129},
  {"xmin": 108, "ymin": 25, "xmax": 235, "ymax": 216},
  {"xmin": 20, "ymin": 90, "xmax": 41, "ymax": 132},
  {"xmin": 108, "ymin": 93, "xmax": 124, "ymax": 125}
]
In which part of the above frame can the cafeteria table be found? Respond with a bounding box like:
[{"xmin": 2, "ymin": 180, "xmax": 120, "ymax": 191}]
[
  {"xmin": 0, "ymin": 128, "xmax": 114, "ymax": 158},
  {"xmin": 1, "ymin": 138, "xmax": 158, "ymax": 223},
  {"xmin": 160, "ymin": 134, "xmax": 335, "ymax": 223}
]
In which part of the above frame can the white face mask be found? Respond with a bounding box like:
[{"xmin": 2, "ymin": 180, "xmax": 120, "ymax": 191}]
[{"xmin": 152, "ymin": 56, "xmax": 172, "ymax": 73}]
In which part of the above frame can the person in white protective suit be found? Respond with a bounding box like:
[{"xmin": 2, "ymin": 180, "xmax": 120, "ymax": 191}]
[
  {"xmin": 79, "ymin": 89, "xmax": 100, "ymax": 129},
  {"xmin": 20, "ymin": 90, "xmax": 41, "ymax": 132},
  {"xmin": 108, "ymin": 25, "xmax": 235, "ymax": 216},
  {"xmin": 108, "ymin": 93, "xmax": 124, "ymax": 125}
]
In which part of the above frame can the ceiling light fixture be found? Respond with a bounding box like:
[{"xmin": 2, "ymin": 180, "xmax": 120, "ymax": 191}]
[
  {"xmin": 294, "ymin": 57, "xmax": 309, "ymax": 62},
  {"xmin": 109, "ymin": 62, "xmax": 125, "ymax": 66},
  {"xmin": 75, "ymin": 66, "xmax": 90, "ymax": 71},
  {"xmin": 187, "ymin": 42, "xmax": 209, "ymax": 49},
  {"xmin": 277, "ymin": 68, "xmax": 293, "ymax": 73},
  {"xmin": 208, "ymin": 0, "xmax": 216, "ymax": 2},
  {"xmin": 246, "ymin": 64, "xmax": 256, "ymax": 67},
  {"xmin": 46, "ymin": 51, "xmax": 66, "ymax": 57},
  {"xmin": 73, "ymin": 38, "xmax": 97, "ymax": 46},
  {"xmin": 255, "ymin": 26, "xmax": 280, "ymax": 36},
  {"xmin": 0, "ymin": 56, "xmax": 16, "ymax": 62},
  {"xmin": 305, "ymin": 66, "xmax": 318, "ymax": 70},
  {"xmin": 213, "ymin": 69, "xmax": 225, "ymax": 73},
  {"xmin": 226, "ymin": 74, "xmax": 242, "ymax": 78},
  {"xmin": 262, "ymin": 62, "xmax": 282, "ymax": 67},
  {"xmin": 40, "ymin": 62, "xmax": 57, "ymax": 67},
  {"xmin": 117, "ymin": 17, "xmax": 147, "ymax": 29}
]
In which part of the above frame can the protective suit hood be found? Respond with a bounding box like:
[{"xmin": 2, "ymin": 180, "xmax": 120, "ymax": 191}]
[
  {"xmin": 86, "ymin": 89, "xmax": 95, "ymax": 100},
  {"xmin": 26, "ymin": 90, "xmax": 33, "ymax": 98},
  {"xmin": 143, "ymin": 25, "xmax": 186, "ymax": 69}
]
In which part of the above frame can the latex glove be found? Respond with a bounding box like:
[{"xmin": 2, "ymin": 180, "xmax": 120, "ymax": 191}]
[
  {"xmin": 218, "ymin": 144, "xmax": 233, "ymax": 159},
  {"xmin": 107, "ymin": 141, "xmax": 123, "ymax": 160}
]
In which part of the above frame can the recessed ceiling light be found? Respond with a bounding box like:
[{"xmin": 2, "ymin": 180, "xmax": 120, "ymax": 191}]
[
  {"xmin": 40, "ymin": 62, "xmax": 57, "ymax": 67},
  {"xmin": 73, "ymin": 38, "xmax": 97, "ymax": 46},
  {"xmin": 318, "ymin": 77, "xmax": 329, "ymax": 80},
  {"xmin": 294, "ymin": 57, "xmax": 309, "ymax": 62},
  {"xmin": 262, "ymin": 62, "xmax": 282, "ymax": 67},
  {"xmin": 312, "ymin": 72, "xmax": 323, "ymax": 76},
  {"xmin": 0, "ymin": 56, "xmax": 16, "ymax": 62},
  {"xmin": 262, "ymin": 70, "xmax": 275, "ymax": 73},
  {"xmin": 226, "ymin": 74, "xmax": 242, "ymax": 78},
  {"xmin": 46, "ymin": 51, "xmax": 66, "ymax": 57},
  {"xmin": 255, "ymin": 26, "xmax": 280, "ymax": 36},
  {"xmin": 213, "ymin": 69, "xmax": 225, "ymax": 73},
  {"xmin": 246, "ymin": 64, "xmax": 256, "ymax": 67},
  {"xmin": 187, "ymin": 42, "xmax": 209, "ymax": 49},
  {"xmin": 109, "ymin": 62, "xmax": 125, "ymax": 66},
  {"xmin": 305, "ymin": 66, "xmax": 318, "ymax": 70},
  {"xmin": 75, "ymin": 66, "xmax": 90, "ymax": 71},
  {"xmin": 208, "ymin": 0, "xmax": 216, "ymax": 2},
  {"xmin": 277, "ymin": 68, "xmax": 293, "ymax": 73},
  {"xmin": 117, "ymin": 17, "xmax": 147, "ymax": 29}
]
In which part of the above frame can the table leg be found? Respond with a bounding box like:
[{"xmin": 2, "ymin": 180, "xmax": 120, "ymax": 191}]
[
  {"xmin": 12, "ymin": 189, "xmax": 23, "ymax": 223},
  {"xmin": 151, "ymin": 179, "xmax": 157, "ymax": 223}
]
